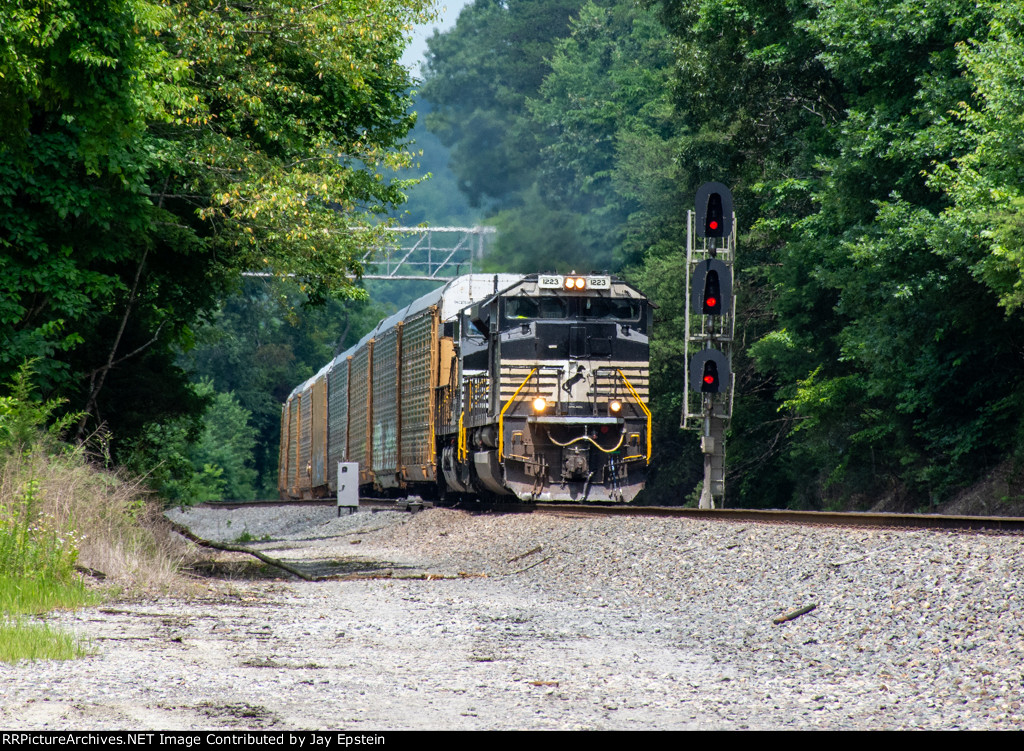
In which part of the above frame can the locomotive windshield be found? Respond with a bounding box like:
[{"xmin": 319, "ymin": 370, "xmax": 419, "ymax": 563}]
[
  {"xmin": 579, "ymin": 297, "xmax": 642, "ymax": 321},
  {"xmin": 505, "ymin": 296, "xmax": 568, "ymax": 320},
  {"xmin": 503, "ymin": 295, "xmax": 641, "ymax": 324}
]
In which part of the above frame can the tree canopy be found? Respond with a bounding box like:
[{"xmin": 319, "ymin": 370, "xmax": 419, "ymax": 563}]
[
  {"xmin": 0, "ymin": 0, "xmax": 432, "ymax": 464},
  {"xmin": 419, "ymin": 0, "xmax": 1024, "ymax": 508}
]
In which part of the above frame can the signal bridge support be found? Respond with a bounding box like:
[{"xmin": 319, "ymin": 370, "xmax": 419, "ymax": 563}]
[
  {"xmin": 361, "ymin": 226, "xmax": 496, "ymax": 281},
  {"xmin": 241, "ymin": 226, "xmax": 497, "ymax": 282}
]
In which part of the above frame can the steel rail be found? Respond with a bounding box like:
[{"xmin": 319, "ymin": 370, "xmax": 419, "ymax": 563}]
[
  {"xmin": 527, "ymin": 505, "xmax": 1024, "ymax": 533},
  {"xmin": 200, "ymin": 498, "xmax": 1024, "ymax": 533}
]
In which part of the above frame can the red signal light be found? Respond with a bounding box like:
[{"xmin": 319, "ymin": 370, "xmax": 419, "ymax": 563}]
[
  {"xmin": 695, "ymin": 182, "xmax": 733, "ymax": 239},
  {"xmin": 690, "ymin": 349, "xmax": 729, "ymax": 395},
  {"xmin": 702, "ymin": 269, "xmax": 722, "ymax": 315},
  {"xmin": 701, "ymin": 359, "xmax": 720, "ymax": 392},
  {"xmin": 704, "ymin": 192, "xmax": 725, "ymax": 237}
]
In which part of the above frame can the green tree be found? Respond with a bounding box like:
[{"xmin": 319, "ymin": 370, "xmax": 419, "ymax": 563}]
[
  {"xmin": 632, "ymin": 0, "xmax": 1024, "ymax": 507},
  {"xmin": 184, "ymin": 278, "xmax": 388, "ymax": 497},
  {"xmin": 0, "ymin": 0, "xmax": 189, "ymax": 392},
  {"xmin": 933, "ymin": 1, "xmax": 1024, "ymax": 312},
  {"xmin": 421, "ymin": 0, "xmax": 580, "ymax": 208},
  {"xmin": 0, "ymin": 0, "xmax": 433, "ymax": 465},
  {"xmin": 177, "ymin": 380, "xmax": 257, "ymax": 503},
  {"xmin": 391, "ymin": 102, "xmax": 485, "ymax": 227},
  {"xmin": 720, "ymin": 0, "xmax": 1024, "ymax": 505}
]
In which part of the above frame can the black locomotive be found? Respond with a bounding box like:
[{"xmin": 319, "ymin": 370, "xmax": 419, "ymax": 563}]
[{"xmin": 278, "ymin": 273, "xmax": 651, "ymax": 502}]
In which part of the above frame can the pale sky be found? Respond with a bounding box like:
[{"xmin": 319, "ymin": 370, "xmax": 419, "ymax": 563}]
[{"xmin": 400, "ymin": 0, "xmax": 474, "ymax": 78}]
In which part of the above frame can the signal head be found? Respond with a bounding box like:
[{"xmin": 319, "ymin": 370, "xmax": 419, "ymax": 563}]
[
  {"xmin": 701, "ymin": 360, "xmax": 720, "ymax": 393},
  {"xmin": 695, "ymin": 182, "xmax": 734, "ymax": 239},
  {"xmin": 702, "ymin": 269, "xmax": 723, "ymax": 315},
  {"xmin": 691, "ymin": 259, "xmax": 731, "ymax": 316},
  {"xmin": 689, "ymin": 349, "xmax": 731, "ymax": 394}
]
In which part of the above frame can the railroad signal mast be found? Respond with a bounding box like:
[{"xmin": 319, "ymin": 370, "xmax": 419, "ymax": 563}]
[{"xmin": 683, "ymin": 182, "xmax": 736, "ymax": 508}]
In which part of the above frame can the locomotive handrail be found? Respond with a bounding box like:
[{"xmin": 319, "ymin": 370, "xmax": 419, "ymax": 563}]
[
  {"xmin": 458, "ymin": 410, "xmax": 467, "ymax": 463},
  {"xmin": 545, "ymin": 430, "xmax": 626, "ymax": 454},
  {"xmin": 498, "ymin": 367, "xmax": 538, "ymax": 460},
  {"xmin": 618, "ymin": 369, "xmax": 652, "ymax": 463}
]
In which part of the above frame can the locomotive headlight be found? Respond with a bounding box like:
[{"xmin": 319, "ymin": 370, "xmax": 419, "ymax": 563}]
[
  {"xmin": 609, "ymin": 399, "xmax": 622, "ymax": 413},
  {"xmin": 532, "ymin": 396, "xmax": 547, "ymax": 412},
  {"xmin": 573, "ymin": 277, "xmax": 586, "ymax": 290},
  {"xmin": 563, "ymin": 277, "xmax": 575, "ymax": 290}
]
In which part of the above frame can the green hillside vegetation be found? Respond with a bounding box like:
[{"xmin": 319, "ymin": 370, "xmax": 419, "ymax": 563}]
[
  {"xmin": 0, "ymin": 0, "xmax": 434, "ymax": 501},
  {"xmin": 419, "ymin": 0, "xmax": 1024, "ymax": 510},
  {"xmin": 0, "ymin": 364, "xmax": 188, "ymax": 662},
  {"xmin": 5, "ymin": 0, "xmax": 1024, "ymax": 512}
]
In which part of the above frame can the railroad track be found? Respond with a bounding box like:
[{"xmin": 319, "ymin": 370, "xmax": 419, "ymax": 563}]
[{"xmin": 200, "ymin": 498, "xmax": 1024, "ymax": 534}]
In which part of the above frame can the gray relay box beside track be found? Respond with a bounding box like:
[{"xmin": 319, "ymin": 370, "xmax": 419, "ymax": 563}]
[{"xmin": 337, "ymin": 462, "xmax": 358, "ymax": 515}]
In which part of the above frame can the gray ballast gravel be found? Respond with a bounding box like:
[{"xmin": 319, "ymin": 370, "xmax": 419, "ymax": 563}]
[{"xmin": 2, "ymin": 506, "xmax": 1022, "ymax": 730}]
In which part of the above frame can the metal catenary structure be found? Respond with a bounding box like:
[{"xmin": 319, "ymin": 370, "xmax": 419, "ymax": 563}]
[{"xmin": 361, "ymin": 226, "xmax": 496, "ymax": 280}]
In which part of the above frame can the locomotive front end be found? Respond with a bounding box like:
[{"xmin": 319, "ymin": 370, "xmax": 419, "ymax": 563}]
[{"xmin": 450, "ymin": 274, "xmax": 650, "ymax": 502}]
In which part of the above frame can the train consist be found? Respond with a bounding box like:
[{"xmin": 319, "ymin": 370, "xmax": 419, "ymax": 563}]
[{"xmin": 278, "ymin": 273, "xmax": 651, "ymax": 502}]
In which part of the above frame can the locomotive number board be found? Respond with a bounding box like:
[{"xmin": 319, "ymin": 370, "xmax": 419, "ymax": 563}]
[{"xmin": 537, "ymin": 275, "xmax": 612, "ymax": 290}]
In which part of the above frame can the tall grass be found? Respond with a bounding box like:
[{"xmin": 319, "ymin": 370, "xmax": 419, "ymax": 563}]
[
  {"xmin": 0, "ymin": 449, "xmax": 194, "ymax": 599},
  {"xmin": 0, "ymin": 460, "xmax": 100, "ymax": 663},
  {"xmin": 0, "ymin": 362, "xmax": 195, "ymax": 662},
  {"xmin": 0, "ymin": 476, "xmax": 87, "ymax": 603}
]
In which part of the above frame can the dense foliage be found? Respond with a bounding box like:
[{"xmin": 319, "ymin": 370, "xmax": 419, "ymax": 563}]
[
  {"xmin": 176, "ymin": 278, "xmax": 390, "ymax": 498},
  {"xmin": 420, "ymin": 0, "xmax": 1024, "ymax": 508},
  {"xmin": 7, "ymin": 0, "xmax": 1024, "ymax": 508},
  {"xmin": 0, "ymin": 0, "xmax": 431, "ymax": 483}
]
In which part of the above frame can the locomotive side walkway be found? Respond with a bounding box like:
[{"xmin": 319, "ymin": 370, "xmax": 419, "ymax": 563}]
[{"xmin": 1, "ymin": 506, "xmax": 1021, "ymax": 730}]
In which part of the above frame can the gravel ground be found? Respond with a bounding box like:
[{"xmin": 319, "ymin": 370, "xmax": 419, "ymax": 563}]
[{"xmin": 1, "ymin": 504, "xmax": 1023, "ymax": 730}]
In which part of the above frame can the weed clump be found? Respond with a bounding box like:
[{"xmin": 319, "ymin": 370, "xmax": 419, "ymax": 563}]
[{"xmin": 0, "ymin": 362, "xmax": 193, "ymax": 662}]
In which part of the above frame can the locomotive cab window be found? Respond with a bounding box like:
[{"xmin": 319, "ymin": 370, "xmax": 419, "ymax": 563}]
[
  {"xmin": 579, "ymin": 297, "xmax": 642, "ymax": 321},
  {"xmin": 462, "ymin": 310, "xmax": 487, "ymax": 339},
  {"xmin": 504, "ymin": 296, "xmax": 568, "ymax": 322}
]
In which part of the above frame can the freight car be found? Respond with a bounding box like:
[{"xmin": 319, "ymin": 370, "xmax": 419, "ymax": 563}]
[{"xmin": 278, "ymin": 273, "xmax": 651, "ymax": 502}]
